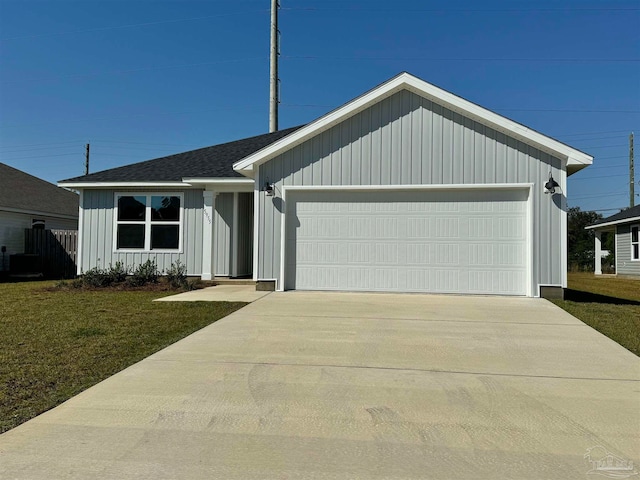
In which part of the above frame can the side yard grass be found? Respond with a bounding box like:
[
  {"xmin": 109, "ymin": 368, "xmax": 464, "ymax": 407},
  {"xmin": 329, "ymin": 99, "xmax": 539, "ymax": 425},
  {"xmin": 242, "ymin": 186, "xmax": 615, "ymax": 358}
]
[
  {"xmin": 0, "ymin": 281, "xmax": 246, "ymax": 433},
  {"xmin": 552, "ymin": 272, "xmax": 640, "ymax": 357}
]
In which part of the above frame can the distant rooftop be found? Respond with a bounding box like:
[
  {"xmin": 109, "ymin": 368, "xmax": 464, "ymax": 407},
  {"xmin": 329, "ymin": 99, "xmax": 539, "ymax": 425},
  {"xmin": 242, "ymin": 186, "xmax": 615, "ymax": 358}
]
[{"xmin": 0, "ymin": 163, "xmax": 78, "ymax": 218}]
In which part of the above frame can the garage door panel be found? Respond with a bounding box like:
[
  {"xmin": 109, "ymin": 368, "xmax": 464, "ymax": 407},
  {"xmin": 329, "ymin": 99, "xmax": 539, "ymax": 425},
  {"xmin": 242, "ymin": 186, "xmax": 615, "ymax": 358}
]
[{"xmin": 286, "ymin": 189, "xmax": 528, "ymax": 295}]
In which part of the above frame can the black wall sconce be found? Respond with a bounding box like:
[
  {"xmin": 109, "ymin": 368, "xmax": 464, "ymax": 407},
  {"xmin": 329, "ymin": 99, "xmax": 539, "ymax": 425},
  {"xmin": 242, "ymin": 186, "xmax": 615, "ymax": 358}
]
[
  {"xmin": 263, "ymin": 181, "xmax": 274, "ymax": 196},
  {"xmin": 544, "ymin": 173, "xmax": 560, "ymax": 195}
]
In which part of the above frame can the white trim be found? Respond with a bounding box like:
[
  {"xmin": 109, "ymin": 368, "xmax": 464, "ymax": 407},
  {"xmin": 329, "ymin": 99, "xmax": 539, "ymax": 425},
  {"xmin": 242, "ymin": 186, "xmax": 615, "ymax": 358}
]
[
  {"xmin": 201, "ymin": 191, "xmax": 216, "ymax": 280},
  {"xmin": 76, "ymin": 190, "xmax": 84, "ymax": 275},
  {"xmin": 252, "ymin": 180, "xmax": 260, "ymax": 281},
  {"xmin": 0, "ymin": 206, "xmax": 78, "ymax": 221},
  {"xmin": 283, "ymin": 183, "xmax": 531, "ymax": 192},
  {"xmin": 181, "ymin": 178, "xmax": 253, "ymax": 184},
  {"xmin": 113, "ymin": 192, "xmax": 184, "ymax": 253},
  {"xmin": 527, "ymin": 186, "xmax": 535, "ymax": 297},
  {"xmin": 232, "ymin": 192, "xmax": 239, "ymax": 277},
  {"xmin": 59, "ymin": 181, "xmax": 191, "ymax": 189},
  {"xmin": 560, "ymin": 168, "xmax": 568, "ymax": 288},
  {"xmin": 586, "ymin": 216, "xmax": 640, "ymax": 230},
  {"xmin": 234, "ymin": 72, "xmax": 592, "ymax": 174},
  {"xmin": 594, "ymin": 230, "xmax": 603, "ymax": 275},
  {"xmin": 631, "ymin": 224, "xmax": 640, "ymax": 261},
  {"xmin": 280, "ymin": 183, "xmax": 534, "ymax": 296}
]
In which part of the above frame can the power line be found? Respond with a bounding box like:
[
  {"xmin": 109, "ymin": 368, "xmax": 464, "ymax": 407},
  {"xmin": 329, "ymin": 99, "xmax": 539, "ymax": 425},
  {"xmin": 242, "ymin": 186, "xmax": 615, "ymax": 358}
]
[
  {"xmin": 569, "ymin": 174, "xmax": 628, "ymax": 181},
  {"xmin": 571, "ymin": 192, "xmax": 629, "ymax": 199},
  {"xmin": 284, "ymin": 6, "xmax": 640, "ymax": 13},
  {"xmin": 283, "ymin": 55, "xmax": 639, "ymax": 64},
  {"xmin": 1, "ymin": 58, "xmax": 265, "ymax": 85},
  {"xmin": 0, "ymin": 10, "xmax": 269, "ymax": 41}
]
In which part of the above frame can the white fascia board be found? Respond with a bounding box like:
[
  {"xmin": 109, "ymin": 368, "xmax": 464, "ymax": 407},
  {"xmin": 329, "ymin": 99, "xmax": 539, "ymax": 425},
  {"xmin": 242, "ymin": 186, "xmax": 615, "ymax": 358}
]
[
  {"xmin": 58, "ymin": 181, "xmax": 192, "ymax": 189},
  {"xmin": 0, "ymin": 206, "xmax": 78, "ymax": 220},
  {"xmin": 182, "ymin": 178, "xmax": 254, "ymax": 193},
  {"xmin": 283, "ymin": 183, "xmax": 534, "ymax": 192},
  {"xmin": 233, "ymin": 72, "xmax": 592, "ymax": 173},
  {"xmin": 181, "ymin": 178, "xmax": 253, "ymax": 184},
  {"xmin": 585, "ymin": 216, "xmax": 640, "ymax": 230}
]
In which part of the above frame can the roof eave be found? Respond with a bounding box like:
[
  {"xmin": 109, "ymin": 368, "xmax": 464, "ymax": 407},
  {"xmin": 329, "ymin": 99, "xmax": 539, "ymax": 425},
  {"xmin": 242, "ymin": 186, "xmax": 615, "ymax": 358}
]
[
  {"xmin": 58, "ymin": 181, "xmax": 193, "ymax": 189},
  {"xmin": 233, "ymin": 72, "xmax": 593, "ymax": 174},
  {"xmin": 586, "ymin": 216, "xmax": 640, "ymax": 230}
]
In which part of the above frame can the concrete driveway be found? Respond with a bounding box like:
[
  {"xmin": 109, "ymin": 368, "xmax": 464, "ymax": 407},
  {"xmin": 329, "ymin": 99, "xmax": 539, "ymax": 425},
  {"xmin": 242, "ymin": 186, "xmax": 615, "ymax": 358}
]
[{"xmin": 1, "ymin": 292, "xmax": 638, "ymax": 479}]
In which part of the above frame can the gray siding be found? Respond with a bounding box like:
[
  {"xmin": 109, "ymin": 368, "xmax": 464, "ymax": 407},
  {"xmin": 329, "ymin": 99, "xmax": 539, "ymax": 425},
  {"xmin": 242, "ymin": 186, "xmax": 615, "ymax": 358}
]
[
  {"xmin": 80, "ymin": 189, "xmax": 203, "ymax": 275},
  {"xmin": 616, "ymin": 224, "xmax": 640, "ymax": 276},
  {"xmin": 237, "ymin": 192, "xmax": 253, "ymax": 276},
  {"xmin": 257, "ymin": 89, "xmax": 565, "ymax": 291},
  {"xmin": 213, "ymin": 193, "xmax": 233, "ymax": 276}
]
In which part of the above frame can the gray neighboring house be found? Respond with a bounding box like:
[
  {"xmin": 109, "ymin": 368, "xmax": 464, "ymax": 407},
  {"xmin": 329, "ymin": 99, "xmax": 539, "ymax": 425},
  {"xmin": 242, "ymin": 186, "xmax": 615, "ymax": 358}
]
[
  {"xmin": 0, "ymin": 163, "xmax": 79, "ymax": 272},
  {"xmin": 59, "ymin": 72, "xmax": 593, "ymax": 297},
  {"xmin": 586, "ymin": 204, "xmax": 640, "ymax": 277}
]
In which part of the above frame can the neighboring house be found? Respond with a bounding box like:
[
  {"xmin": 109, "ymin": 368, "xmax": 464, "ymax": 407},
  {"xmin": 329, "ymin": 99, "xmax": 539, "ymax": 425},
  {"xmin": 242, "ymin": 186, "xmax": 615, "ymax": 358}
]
[
  {"xmin": 0, "ymin": 163, "xmax": 79, "ymax": 272},
  {"xmin": 586, "ymin": 204, "xmax": 640, "ymax": 277},
  {"xmin": 59, "ymin": 72, "xmax": 593, "ymax": 298}
]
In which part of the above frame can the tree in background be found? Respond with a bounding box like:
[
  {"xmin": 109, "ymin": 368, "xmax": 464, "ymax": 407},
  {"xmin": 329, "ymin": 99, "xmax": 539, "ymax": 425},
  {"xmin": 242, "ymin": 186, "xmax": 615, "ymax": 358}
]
[{"xmin": 567, "ymin": 207, "xmax": 614, "ymax": 271}]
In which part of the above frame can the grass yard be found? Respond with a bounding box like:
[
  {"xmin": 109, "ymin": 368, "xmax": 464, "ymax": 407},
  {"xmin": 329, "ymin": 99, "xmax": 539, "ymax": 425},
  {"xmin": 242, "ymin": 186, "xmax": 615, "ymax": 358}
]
[
  {"xmin": 552, "ymin": 272, "xmax": 640, "ymax": 357},
  {"xmin": 0, "ymin": 281, "xmax": 246, "ymax": 433}
]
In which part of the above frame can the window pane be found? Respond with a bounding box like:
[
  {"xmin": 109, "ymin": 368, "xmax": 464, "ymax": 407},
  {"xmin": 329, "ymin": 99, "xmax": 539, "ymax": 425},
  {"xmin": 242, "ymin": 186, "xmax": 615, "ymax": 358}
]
[
  {"xmin": 151, "ymin": 196, "xmax": 180, "ymax": 221},
  {"xmin": 118, "ymin": 196, "xmax": 146, "ymax": 221},
  {"xmin": 117, "ymin": 224, "xmax": 145, "ymax": 249},
  {"xmin": 632, "ymin": 227, "xmax": 639, "ymax": 243},
  {"xmin": 633, "ymin": 244, "xmax": 639, "ymax": 260},
  {"xmin": 151, "ymin": 225, "xmax": 179, "ymax": 250}
]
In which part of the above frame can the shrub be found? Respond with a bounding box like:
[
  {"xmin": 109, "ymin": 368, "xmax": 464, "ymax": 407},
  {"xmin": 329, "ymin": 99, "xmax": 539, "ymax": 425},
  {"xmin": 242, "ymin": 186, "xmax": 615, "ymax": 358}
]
[
  {"xmin": 127, "ymin": 259, "xmax": 159, "ymax": 287},
  {"xmin": 106, "ymin": 261, "xmax": 129, "ymax": 284},
  {"xmin": 82, "ymin": 267, "xmax": 112, "ymax": 288},
  {"xmin": 166, "ymin": 260, "xmax": 187, "ymax": 289}
]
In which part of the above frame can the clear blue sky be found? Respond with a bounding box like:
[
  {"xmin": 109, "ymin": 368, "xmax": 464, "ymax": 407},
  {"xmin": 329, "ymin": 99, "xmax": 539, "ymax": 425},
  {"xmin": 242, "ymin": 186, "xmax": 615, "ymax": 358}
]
[{"xmin": 1, "ymin": 0, "xmax": 638, "ymax": 214}]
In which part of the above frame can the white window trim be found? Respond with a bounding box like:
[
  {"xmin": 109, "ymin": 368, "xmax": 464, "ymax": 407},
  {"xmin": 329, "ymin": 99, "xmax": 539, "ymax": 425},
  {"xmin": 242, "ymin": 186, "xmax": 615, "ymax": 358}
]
[
  {"xmin": 631, "ymin": 224, "xmax": 639, "ymax": 261},
  {"xmin": 113, "ymin": 192, "xmax": 184, "ymax": 253}
]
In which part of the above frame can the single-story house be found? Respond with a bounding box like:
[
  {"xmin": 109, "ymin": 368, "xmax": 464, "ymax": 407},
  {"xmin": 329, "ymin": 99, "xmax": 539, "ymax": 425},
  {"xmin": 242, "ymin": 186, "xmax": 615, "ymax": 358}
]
[
  {"xmin": 1, "ymin": 163, "xmax": 79, "ymax": 272},
  {"xmin": 586, "ymin": 204, "xmax": 640, "ymax": 277},
  {"xmin": 59, "ymin": 72, "xmax": 593, "ymax": 298}
]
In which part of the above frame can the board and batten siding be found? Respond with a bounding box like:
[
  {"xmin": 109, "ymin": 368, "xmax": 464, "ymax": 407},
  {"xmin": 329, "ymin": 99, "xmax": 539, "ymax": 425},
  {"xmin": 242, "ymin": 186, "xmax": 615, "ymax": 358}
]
[
  {"xmin": 80, "ymin": 189, "xmax": 203, "ymax": 275},
  {"xmin": 616, "ymin": 224, "xmax": 640, "ymax": 276},
  {"xmin": 256, "ymin": 89, "xmax": 565, "ymax": 290}
]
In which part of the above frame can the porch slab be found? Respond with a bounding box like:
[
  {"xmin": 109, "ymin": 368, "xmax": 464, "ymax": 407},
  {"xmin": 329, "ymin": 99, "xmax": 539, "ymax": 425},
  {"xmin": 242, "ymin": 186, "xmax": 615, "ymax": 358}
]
[{"xmin": 154, "ymin": 285, "xmax": 270, "ymax": 303}]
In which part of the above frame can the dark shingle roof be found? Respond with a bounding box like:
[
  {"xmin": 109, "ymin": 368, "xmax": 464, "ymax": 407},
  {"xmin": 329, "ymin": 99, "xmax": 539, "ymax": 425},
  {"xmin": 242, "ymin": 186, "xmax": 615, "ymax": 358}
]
[
  {"xmin": 590, "ymin": 204, "xmax": 640, "ymax": 227},
  {"xmin": 60, "ymin": 126, "xmax": 304, "ymax": 183},
  {"xmin": 0, "ymin": 163, "xmax": 79, "ymax": 217}
]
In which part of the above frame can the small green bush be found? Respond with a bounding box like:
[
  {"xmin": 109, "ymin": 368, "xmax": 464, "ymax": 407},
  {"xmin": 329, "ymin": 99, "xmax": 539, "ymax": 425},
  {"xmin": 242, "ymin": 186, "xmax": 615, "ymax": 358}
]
[
  {"xmin": 166, "ymin": 260, "xmax": 187, "ymax": 289},
  {"xmin": 127, "ymin": 260, "xmax": 159, "ymax": 287},
  {"xmin": 106, "ymin": 261, "xmax": 129, "ymax": 284},
  {"xmin": 82, "ymin": 267, "xmax": 112, "ymax": 288}
]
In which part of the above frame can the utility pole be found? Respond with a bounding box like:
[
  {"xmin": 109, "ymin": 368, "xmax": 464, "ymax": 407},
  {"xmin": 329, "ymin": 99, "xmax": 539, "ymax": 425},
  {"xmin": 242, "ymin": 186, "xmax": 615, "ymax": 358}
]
[
  {"xmin": 85, "ymin": 142, "xmax": 90, "ymax": 176},
  {"xmin": 630, "ymin": 132, "xmax": 635, "ymax": 208},
  {"xmin": 269, "ymin": 0, "xmax": 280, "ymax": 132}
]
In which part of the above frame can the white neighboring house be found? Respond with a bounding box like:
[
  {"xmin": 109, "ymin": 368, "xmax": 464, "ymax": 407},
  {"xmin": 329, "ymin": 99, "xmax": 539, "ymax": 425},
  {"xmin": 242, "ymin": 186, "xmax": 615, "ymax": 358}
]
[{"xmin": 0, "ymin": 163, "xmax": 79, "ymax": 272}]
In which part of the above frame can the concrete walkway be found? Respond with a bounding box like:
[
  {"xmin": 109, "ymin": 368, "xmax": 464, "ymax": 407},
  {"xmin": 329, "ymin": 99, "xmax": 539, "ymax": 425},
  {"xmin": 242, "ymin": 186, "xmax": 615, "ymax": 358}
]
[
  {"xmin": 1, "ymin": 292, "xmax": 639, "ymax": 479},
  {"xmin": 154, "ymin": 284, "xmax": 271, "ymax": 303}
]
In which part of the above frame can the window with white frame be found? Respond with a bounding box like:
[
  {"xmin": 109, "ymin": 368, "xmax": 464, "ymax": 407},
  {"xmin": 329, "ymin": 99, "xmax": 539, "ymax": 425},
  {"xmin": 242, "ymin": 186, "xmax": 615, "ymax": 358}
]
[
  {"xmin": 632, "ymin": 225, "xmax": 639, "ymax": 261},
  {"xmin": 115, "ymin": 194, "xmax": 183, "ymax": 251}
]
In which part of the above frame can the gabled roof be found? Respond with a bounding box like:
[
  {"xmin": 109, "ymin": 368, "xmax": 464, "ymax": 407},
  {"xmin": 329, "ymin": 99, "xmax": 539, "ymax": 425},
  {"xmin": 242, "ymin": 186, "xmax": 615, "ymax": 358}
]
[
  {"xmin": 586, "ymin": 204, "xmax": 640, "ymax": 230},
  {"xmin": 234, "ymin": 72, "xmax": 593, "ymax": 176},
  {"xmin": 0, "ymin": 163, "xmax": 78, "ymax": 218},
  {"xmin": 59, "ymin": 126, "xmax": 303, "ymax": 187}
]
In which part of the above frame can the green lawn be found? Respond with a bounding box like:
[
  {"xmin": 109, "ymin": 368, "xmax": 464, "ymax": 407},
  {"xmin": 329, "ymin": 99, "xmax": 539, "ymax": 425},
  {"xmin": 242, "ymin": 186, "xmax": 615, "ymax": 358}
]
[
  {"xmin": 552, "ymin": 272, "xmax": 640, "ymax": 356},
  {"xmin": 0, "ymin": 281, "xmax": 246, "ymax": 433}
]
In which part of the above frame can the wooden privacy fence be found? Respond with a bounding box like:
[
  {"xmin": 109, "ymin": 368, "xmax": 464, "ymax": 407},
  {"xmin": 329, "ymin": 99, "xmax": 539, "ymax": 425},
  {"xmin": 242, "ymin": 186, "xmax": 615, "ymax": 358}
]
[{"xmin": 24, "ymin": 229, "xmax": 78, "ymax": 278}]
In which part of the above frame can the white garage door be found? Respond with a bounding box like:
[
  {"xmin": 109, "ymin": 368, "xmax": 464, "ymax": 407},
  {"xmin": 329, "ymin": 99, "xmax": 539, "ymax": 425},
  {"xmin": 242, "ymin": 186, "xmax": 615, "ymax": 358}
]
[{"xmin": 284, "ymin": 189, "xmax": 529, "ymax": 295}]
